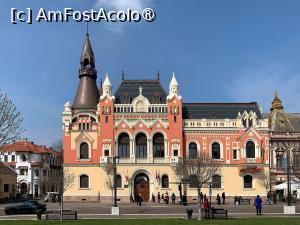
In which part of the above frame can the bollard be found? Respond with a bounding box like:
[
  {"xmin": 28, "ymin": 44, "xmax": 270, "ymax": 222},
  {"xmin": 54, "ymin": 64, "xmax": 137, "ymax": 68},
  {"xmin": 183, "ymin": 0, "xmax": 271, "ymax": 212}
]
[{"xmin": 36, "ymin": 210, "xmax": 42, "ymax": 220}]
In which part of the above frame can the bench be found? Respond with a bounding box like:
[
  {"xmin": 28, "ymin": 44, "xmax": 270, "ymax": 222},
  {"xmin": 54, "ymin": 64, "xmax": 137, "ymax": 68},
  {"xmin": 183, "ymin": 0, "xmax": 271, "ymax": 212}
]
[
  {"xmin": 239, "ymin": 198, "xmax": 251, "ymax": 205},
  {"xmin": 45, "ymin": 210, "xmax": 77, "ymax": 220},
  {"xmin": 200, "ymin": 208, "xmax": 228, "ymax": 219},
  {"xmin": 211, "ymin": 208, "xmax": 228, "ymax": 219}
]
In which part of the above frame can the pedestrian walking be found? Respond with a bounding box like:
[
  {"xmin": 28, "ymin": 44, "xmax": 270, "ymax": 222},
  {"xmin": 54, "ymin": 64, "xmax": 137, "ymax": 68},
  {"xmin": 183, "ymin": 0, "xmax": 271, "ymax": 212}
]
[
  {"xmin": 266, "ymin": 192, "xmax": 272, "ymax": 205},
  {"xmin": 200, "ymin": 192, "xmax": 204, "ymax": 204},
  {"xmin": 162, "ymin": 193, "xmax": 165, "ymax": 204},
  {"xmin": 204, "ymin": 197, "xmax": 211, "ymax": 219},
  {"xmin": 138, "ymin": 193, "xmax": 143, "ymax": 206},
  {"xmin": 165, "ymin": 192, "xmax": 169, "ymax": 204},
  {"xmin": 171, "ymin": 193, "xmax": 176, "ymax": 204},
  {"xmin": 216, "ymin": 193, "xmax": 221, "ymax": 205},
  {"xmin": 254, "ymin": 195, "xmax": 262, "ymax": 215},
  {"xmin": 222, "ymin": 192, "xmax": 226, "ymax": 204},
  {"xmin": 157, "ymin": 192, "xmax": 161, "ymax": 203}
]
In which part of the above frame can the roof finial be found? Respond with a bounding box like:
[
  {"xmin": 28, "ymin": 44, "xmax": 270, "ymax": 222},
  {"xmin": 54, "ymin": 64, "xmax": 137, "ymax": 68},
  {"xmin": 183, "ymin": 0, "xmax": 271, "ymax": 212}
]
[
  {"xmin": 157, "ymin": 70, "xmax": 160, "ymax": 80},
  {"xmin": 139, "ymin": 86, "xmax": 143, "ymax": 95},
  {"xmin": 122, "ymin": 70, "xmax": 125, "ymax": 80},
  {"xmin": 86, "ymin": 22, "xmax": 89, "ymax": 36}
]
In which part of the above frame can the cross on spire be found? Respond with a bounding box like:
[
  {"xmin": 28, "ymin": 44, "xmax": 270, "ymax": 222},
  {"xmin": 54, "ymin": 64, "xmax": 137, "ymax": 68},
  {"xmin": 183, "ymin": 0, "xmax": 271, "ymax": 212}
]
[{"xmin": 139, "ymin": 86, "xmax": 143, "ymax": 95}]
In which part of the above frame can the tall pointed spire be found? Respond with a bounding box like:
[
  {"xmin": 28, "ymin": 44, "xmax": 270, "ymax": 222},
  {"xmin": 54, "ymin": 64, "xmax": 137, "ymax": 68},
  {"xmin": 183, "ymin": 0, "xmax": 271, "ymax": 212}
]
[
  {"xmin": 73, "ymin": 32, "xmax": 99, "ymax": 110},
  {"xmin": 80, "ymin": 27, "xmax": 95, "ymax": 69},
  {"xmin": 271, "ymin": 90, "xmax": 283, "ymax": 111}
]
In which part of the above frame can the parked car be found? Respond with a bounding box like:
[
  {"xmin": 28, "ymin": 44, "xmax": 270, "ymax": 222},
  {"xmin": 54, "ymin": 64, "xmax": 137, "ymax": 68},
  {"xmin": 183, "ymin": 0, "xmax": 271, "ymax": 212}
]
[{"xmin": 5, "ymin": 200, "xmax": 46, "ymax": 215}]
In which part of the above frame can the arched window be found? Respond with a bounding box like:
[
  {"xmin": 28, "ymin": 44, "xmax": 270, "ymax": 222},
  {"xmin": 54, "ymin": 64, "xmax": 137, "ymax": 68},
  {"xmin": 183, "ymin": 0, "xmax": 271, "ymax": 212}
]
[
  {"xmin": 80, "ymin": 175, "xmax": 89, "ymax": 188},
  {"xmin": 116, "ymin": 175, "xmax": 122, "ymax": 188},
  {"xmin": 79, "ymin": 142, "xmax": 89, "ymax": 159},
  {"xmin": 212, "ymin": 175, "xmax": 222, "ymax": 188},
  {"xmin": 212, "ymin": 142, "xmax": 221, "ymax": 159},
  {"xmin": 153, "ymin": 133, "xmax": 164, "ymax": 158},
  {"xmin": 189, "ymin": 142, "xmax": 197, "ymax": 159},
  {"xmin": 161, "ymin": 175, "xmax": 169, "ymax": 188},
  {"xmin": 244, "ymin": 175, "xmax": 252, "ymax": 188},
  {"xmin": 136, "ymin": 133, "xmax": 147, "ymax": 158},
  {"xmin": 118, "ymin": 133, "xmax": 130, "ymax": 158},
  {"xmin": 189, "ymin": 174, "xmax": 198, "ymax": 188},
  {"xmin": 246, "ymin": 141, "xmax": 255, "ymax": 158}
]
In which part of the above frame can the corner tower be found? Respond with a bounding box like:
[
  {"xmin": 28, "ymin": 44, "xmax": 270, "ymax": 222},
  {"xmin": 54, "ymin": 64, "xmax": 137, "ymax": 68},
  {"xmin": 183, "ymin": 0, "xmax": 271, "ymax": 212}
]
[{"xmin": 73, "ymin": 33, "xmax": 99, "ymax": 110}]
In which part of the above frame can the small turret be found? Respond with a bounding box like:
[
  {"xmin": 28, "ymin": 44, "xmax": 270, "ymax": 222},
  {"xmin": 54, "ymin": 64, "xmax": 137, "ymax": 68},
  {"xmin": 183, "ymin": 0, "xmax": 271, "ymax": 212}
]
[
  {"xmin": 167, "ymin": 72, "xmax": 181, "ymax": 100},
  {"xmin": 100, "ymin": 73, "xmax": 114, "ymax": 100}
]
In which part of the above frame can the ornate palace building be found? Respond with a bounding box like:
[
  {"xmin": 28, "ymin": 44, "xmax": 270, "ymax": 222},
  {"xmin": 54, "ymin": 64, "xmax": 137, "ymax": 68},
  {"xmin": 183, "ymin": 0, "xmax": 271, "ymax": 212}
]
[
  {"xmin": 63, "ymin": 33, "xmax": 270, "ymax": 202},
  {"xmin": 269, "ymin": 93, "xmax": 300, "ymax": 190}
]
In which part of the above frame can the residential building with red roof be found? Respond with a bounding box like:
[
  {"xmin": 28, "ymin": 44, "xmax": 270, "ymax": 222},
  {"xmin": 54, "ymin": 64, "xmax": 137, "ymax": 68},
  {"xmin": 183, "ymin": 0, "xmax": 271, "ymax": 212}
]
[{"xmin": 0, "ymin": 140, "xmax": 62, "ymax": 198}]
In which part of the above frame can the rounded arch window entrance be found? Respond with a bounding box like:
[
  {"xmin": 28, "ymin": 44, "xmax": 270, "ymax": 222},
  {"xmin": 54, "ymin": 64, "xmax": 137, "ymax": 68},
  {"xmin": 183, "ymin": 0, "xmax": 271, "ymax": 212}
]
[
  {"xmin": 135, "ymin": 133, "xmax": 147, "ymax": 158},
  {"xmin": 134, "ymin": 173, "xmax": 150, "ymax": 202},
  {"xmin": 246, "ymin": 141, "xmax": 255, "ymax": 158},
  {"xmin": 118, "ymin": 133, "xmax": 130, "ymax": 158},
  {"xmin": 153, "ymin": 133, "xmax": 164, "ymax": 158}
]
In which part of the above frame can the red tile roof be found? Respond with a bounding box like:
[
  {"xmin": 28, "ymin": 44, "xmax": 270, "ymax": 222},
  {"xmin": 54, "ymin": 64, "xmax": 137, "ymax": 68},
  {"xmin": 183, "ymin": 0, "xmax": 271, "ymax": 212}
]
[{"xmin": 0, "ymin": 141, "xmax": 61, "ymax": 157}]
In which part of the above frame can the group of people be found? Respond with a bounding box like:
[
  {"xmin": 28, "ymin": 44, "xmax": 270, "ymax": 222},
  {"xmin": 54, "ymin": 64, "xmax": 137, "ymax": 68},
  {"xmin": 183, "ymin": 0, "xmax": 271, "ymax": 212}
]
[
  {"xmin": 199, "ymin": 192, "xmax": 226, "ymax": 205},
  {"xmin": 157, "ymin": 192, "xmax": 177, "ymax": 204}
]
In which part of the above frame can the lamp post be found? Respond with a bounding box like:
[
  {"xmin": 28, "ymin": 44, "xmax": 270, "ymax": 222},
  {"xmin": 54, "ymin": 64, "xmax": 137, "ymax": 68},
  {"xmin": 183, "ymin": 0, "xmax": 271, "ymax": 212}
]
[
  {"xmin": 113, "ymin": 156, "xmax": 120, "ymax": 207},
  {"xmin": 209, "ymin": 183, "xmax": 212, "ymax": 207},
  {"xmin": 286, "ymin": 146, "xmax": 292, "ymax": 206}
]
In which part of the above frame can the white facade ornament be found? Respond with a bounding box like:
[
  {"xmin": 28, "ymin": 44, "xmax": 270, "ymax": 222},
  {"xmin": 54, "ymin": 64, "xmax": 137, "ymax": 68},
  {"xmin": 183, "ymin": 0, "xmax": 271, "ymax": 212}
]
[
  {"xmin": 100, "ymin": 73, "xmax": 115, "ymax": 101},
  {"xmin": 132, "ymin": 87, "xmax": 150, "ymax": 113},
  {"xmin": 167, "ymin": 72, "xmax": 182, "ymax": 100}
]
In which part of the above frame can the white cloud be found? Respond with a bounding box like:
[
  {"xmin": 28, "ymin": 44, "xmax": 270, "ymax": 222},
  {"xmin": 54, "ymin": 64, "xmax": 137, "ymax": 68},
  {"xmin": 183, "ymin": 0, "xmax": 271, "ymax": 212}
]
[
  {"xmin": 95, "ymin": 0, "xmax": 152, "ymax": 12},
  {"xmin": 226, "ymin": 63, "xmax": 300, "ymax": 112},
  {"xmin": 94, "ymin": 0, "xmax": 153, "ymax": 33}
]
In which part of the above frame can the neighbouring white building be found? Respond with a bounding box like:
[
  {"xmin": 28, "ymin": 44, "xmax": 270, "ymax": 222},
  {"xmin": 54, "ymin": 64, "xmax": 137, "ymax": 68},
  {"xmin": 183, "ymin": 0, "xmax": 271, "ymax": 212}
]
[{"xmin": 0, "ymin": 140, "xmax": 62, "ymax": 198}]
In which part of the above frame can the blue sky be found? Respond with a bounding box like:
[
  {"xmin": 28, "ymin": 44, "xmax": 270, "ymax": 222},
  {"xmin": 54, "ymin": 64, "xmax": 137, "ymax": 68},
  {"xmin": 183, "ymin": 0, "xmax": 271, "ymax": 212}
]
[{"xmin": 1, "ymin": 0, "xmax": 300, "ymax": 146}]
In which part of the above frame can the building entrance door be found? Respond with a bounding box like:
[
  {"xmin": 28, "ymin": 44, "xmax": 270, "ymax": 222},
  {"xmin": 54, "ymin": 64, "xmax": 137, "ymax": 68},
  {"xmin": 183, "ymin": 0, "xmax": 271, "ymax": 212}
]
[{"xmin": 134, "ymin": 173, "xmax": 149, "ymax": 202}]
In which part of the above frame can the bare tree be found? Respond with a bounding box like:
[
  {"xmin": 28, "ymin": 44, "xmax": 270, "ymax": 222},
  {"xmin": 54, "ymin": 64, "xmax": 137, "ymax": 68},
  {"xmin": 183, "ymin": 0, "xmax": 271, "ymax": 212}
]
[
  {"xmin": 60, "ymin": 167, "xmax": 75, "ymax": 221},
  {"xmin": 51, "ymin": 139, "xmax": 63, "ymax": 152},
  {"xmin": 104, "ymin": 175, "xmax": 114, "ymax": 203},
  {"xmin": 259, "ymin": 170, "xmax": 270, "ymax": 194},
  {"xmin": 0, "ymin": 91, "xmax": 24, "ymax": 146},
  {"xmin": 174, "ymin": 154, "xmax": 221, "ymax": 220},
  {"xmin": 103, "ymin": 164, "xmax": 114, "ymax": 203}
]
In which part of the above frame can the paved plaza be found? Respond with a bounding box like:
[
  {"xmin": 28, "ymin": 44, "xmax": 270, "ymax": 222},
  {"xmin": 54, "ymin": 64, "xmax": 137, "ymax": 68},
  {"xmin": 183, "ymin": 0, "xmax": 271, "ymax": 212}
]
[{"xmin": 0, "ymin": 201, "xmax": 299, "ymax": 220}]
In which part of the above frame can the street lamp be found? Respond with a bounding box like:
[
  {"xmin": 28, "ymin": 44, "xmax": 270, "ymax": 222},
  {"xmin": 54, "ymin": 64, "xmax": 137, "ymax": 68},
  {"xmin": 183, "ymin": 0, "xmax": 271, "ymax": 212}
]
[{"xmin": 113, "ymin": 156, "xmax": 120, "ymax": 207}]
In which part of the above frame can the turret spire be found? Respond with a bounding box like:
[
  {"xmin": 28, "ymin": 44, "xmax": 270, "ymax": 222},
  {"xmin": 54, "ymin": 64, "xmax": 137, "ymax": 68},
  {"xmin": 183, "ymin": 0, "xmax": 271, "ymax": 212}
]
[
  {"xmin": 167, "ymin": 72, "xmax": 181, "ymax": 100},
  {"xmin": 271, "ymin": 90, "xmax": 283, "ymax": 111},
  {"xmin": 100, "ymin": 73, "xmax": 114, "ymax": 100},
  {"xmin": 80, "ymin": 31, "xmax": 95, "ymax": 69},
  {"xmin": 73, "ymin": 32, "xmax": 99, "ymax": 110}
]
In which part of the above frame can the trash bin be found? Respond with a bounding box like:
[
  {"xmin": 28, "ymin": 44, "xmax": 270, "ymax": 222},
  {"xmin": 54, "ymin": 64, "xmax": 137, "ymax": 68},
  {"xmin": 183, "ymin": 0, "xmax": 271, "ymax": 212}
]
[
  {"xmin": 186, "ymin": 206, "xmax": 193, "ymax": 219},
  {"xmin": 36, "ymin": 210, "xmax": 43, "ymax": 220}
]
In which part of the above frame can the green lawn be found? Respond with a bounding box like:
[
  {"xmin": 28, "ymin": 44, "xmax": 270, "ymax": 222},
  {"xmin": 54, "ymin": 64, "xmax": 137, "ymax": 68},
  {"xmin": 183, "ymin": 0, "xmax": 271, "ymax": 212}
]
[{"xmin": 0, "ymin": 218, "xmax": 299, "ymax": 225}]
